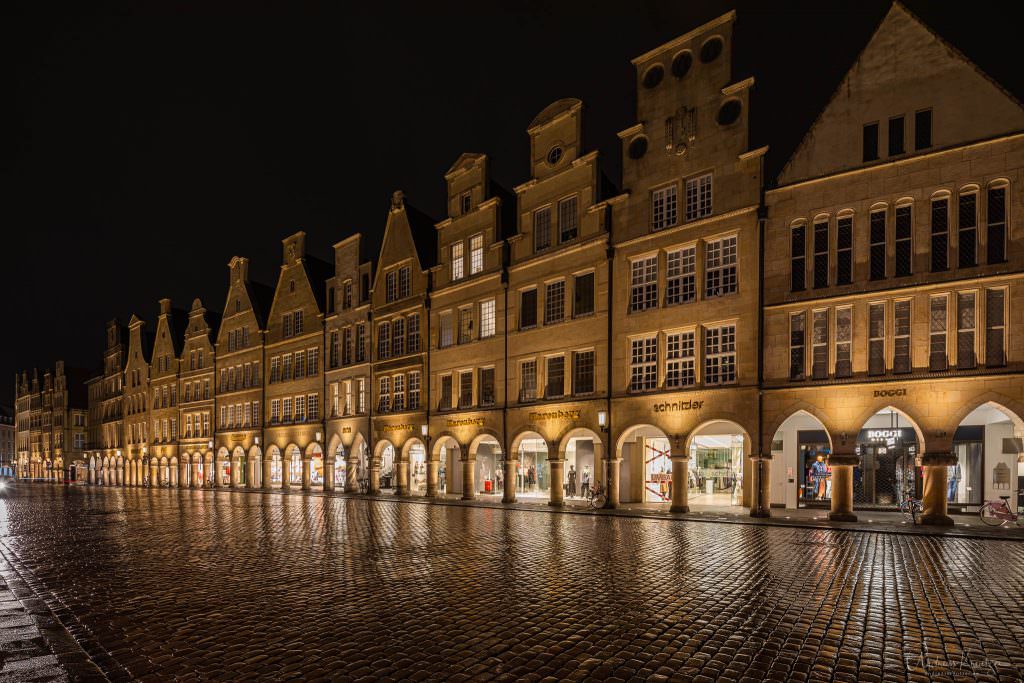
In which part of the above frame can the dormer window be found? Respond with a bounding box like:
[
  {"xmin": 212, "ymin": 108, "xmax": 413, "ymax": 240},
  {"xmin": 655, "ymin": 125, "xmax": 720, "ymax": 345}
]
[{"xmin": 460, "ymin": 191, "xmax": 471, "ymax": 215}]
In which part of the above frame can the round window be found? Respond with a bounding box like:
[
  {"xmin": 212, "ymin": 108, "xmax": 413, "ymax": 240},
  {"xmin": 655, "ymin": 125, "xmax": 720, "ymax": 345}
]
[
  {"xmin": 700, "ymin": 36, "xmax": 723, "ymax": 64},
  {"xmin": 546, "ymin": 146, "xmax": 563, "ymax": 165},
  {"xmin": 716, "ymin": 99, "xmax": 742, "ymax": 126},
  {"xmin": 671, "ymin": 51, "xmax": 693, "ymax": 79},
  {"xmin": 642, "ymin": 63, "xmax": 664, "ymax": 89},
  {"xmin": 628, "ymin": 136, "xmax": 648, "ymax": 160}
]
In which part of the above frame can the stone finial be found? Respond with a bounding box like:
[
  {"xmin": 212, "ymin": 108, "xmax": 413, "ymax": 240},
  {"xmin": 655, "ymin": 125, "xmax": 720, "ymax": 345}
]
[{"xmin": 391, "ymin": 190, "xmax": 404, "ymax": 209}]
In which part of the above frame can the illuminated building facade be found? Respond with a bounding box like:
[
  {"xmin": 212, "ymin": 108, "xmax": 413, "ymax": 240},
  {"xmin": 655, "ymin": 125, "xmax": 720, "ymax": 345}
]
[
  {"xmin": 27, "ymin": 6, "xmax": 1024, "ymax": 525},
  {"xmin": 14, "ymin": 363, "xmax": 88, "ymax": 480}
]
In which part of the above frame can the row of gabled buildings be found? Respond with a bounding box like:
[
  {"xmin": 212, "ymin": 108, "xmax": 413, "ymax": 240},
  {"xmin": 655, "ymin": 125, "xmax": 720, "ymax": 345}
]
[{"xmin": 16, "ymin": 4, "xmax": 1024, "ymax": 525}]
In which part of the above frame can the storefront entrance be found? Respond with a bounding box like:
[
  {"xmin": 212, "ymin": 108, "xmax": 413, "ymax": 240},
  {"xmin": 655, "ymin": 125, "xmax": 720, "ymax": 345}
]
[
  {"xmin": 688, "ymin": 431, "xmax": 744, "ymax": 507},
  {"xmin": 408, "ymin": 441, "xmax": 427, "ymax": 495},
  {"xmin": 853, "ymin": 408, "xmax": 920, "ymax": 510},
  {"xmin": 517, "ymin": 437, "xmax": 549, "ymax": 498}
]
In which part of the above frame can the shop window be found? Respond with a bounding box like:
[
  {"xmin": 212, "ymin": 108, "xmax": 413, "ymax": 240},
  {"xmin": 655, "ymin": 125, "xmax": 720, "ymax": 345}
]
[
  {"xmin": 811, "ymin": 310, "xmax": 829, "ymax": 379},
  {"xmin": 545, "ymin": 356, "xmax": 565, "ymax": 398},
  {"xmin": 558, "ymin": 196, "xmax": 578, "ymax": 243},
  {"xmin": 705, "ymin": 236, "xmax": 737, "ymax": 297},
  {"xmin": 958, "ymin": 192, "xmax": 977, "ymax": 268},
  {"xmin": 950, "ymin": 436, "xmax": 982, "ymax": 505},
  {"xmin": 987, "ymin": 185, "xmax": 1007, "ymax": 264},
  {"xmin": 520, "ymin": 289, "xmax": 537, "ymax": 330},
  {"xmin": 666, "ymin": 331, "xmax": 695, "ymax": 388},
  {"xmin": 888, "ymin": 115, "xmax": 904, "ymax": 156},
  {"xmin": 666, "ymin": 246, "xmax": 696, "ymax": 305},
  {"xmin": 836, "ymin": 216, "xmax": 853, "ymax": 285},
  {"xmin": 931, "ymin": 197, "xmax": 949, "ymax": 272},
  {"xmin": 914, "ymin": 109, "xmax": 932, "ymax": 151},
  {"xmin": 520, "ymin": 360, "xmax": 537, "ymax": 402},
  {"xmin": 986, "ymin": 289, "xmax": 1006, "ymax": 367},
  {"xmin": 791, "ymin": 224, "xmax": 806, "ymax": 291},
  {"xmin": 533, "ymin": 207, "xmax": 551, "ymax": 252},
  {"xmin": 573, "ymin": 272, "xmax": 594, "ymax": 317},
  {"xmin": 835, "ymin": 307, "xmax": 852, "ymax": 378},
  {"xmin": 869, "ymin": 210, "xmax": 886, "ymax": 280},
  {"xmin": 572, "ymin": 351, "xmax": 594, "ymax": 395},
  {"xmin": 630, "ymin": 257, "xmax": 658, "ymax": 312},
  {"xmin": 894, "ymin": 204, "xmax": 912, "ymax": 277},
  {"xmin": 630, "ymin": 337, "xmax": 658, "ymax": 392},
  {"xmin": 929, "ymin": 295, "xmax": 948, "ymax": 371},
  {"xmin": 544, "ymin": 280, "xmax": 565, "ymax": 325},
  {"xmin": 813, "ymin": 220, "xmax": 829, "ymax": 289},
  {"xmin": 868, "ymin": 303, "xmax": 886, "ymax": 376},
  {"xmin": 863, "ymin": 122, "xmax": 879, "ymax": 162},
  {"xmin": 893, "ymin": 300, "xmax": 912, "ymax": 374},
  {"xmin": 651, "ymin": 184, "xmax": 678, "ymax": 231},
  {"xmin": 957, "ymin": 292, "xmax": 977, "ymax": 369},
  {"xmin": 704, "ymin": 325, "xmax": 736, "ymax": 385},
  {"xmin": 789, "ymin": 313, "xmax": 806, "ymax": 381}
]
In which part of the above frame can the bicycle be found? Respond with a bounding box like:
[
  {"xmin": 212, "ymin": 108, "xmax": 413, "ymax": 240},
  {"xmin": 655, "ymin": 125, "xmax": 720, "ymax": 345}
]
[
  {"xmin": 979, "ymin": 492, "xmax": 1024, "ymax": 527},
  {"xmin": 585, "ymin": 481, "xmax": 607, "ymax": 510},
  {"xmin": 899, "ymin": 492, "xmax": 923, "ymax": 524}
]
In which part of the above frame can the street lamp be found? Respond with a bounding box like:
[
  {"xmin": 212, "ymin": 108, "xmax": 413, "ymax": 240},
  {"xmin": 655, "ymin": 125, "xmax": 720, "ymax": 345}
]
[
  {"xmin": 597, "ymin": 410, "xmax": 608, "ymax": 432},
  {"xmin": 420, "ymin": 424, "xmax": 428, "ymax": 438}
]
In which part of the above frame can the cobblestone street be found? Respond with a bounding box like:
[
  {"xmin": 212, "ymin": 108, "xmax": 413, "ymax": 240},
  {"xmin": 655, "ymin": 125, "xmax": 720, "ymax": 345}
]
[{"xmin": 1, "ymin": 487, "xmax": 1023, "ymax": 682}]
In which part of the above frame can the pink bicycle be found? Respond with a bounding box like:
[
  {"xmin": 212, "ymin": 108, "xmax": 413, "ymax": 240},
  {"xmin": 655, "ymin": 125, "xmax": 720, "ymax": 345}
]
[{"xmin": 979, "ymin": 492, "xmax": 1024, "ymax": 527}]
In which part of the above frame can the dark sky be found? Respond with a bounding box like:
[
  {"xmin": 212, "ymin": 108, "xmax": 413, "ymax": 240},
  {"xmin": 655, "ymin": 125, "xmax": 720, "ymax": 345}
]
[{"xmin": 3, "ymin": 0, "xmax": 1017, "ymax": 405}]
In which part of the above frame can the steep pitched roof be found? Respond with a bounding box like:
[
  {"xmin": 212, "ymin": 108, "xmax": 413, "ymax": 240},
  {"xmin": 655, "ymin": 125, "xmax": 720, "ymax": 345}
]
[{"xmin": 301, "ymin": 255, "xmax": 334, "ymax": 315}]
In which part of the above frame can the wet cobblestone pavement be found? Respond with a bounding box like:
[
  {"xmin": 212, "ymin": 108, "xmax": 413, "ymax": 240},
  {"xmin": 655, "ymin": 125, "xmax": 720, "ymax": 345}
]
[{"xmin": 1, "ymin": 487, "xmax": 1023, "ymax": 682}]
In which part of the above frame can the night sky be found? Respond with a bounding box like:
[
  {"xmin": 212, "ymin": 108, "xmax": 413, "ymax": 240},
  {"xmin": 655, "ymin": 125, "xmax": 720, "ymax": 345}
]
[{"xmin": 3, "ymin": 0, "xmax": 1018, "ymax": 406}]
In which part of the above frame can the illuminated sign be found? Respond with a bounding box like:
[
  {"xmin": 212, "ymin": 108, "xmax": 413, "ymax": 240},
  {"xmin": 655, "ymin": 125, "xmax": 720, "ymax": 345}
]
[
  {"xmin": 446, "ymin": 417, "xmax": 485, "ymax": 428},
  {"xmin": 873, "ymin": 388, "xmax": 907, "ymax": 397},
  {"xmin": 529, "ymin": 409, "xmax": 580, "ymax": 422},
  {"xmin": 653, "ymin": 400, "xmax": 704, "ymax": 413},
  {"xmin": 342, "ymin": 427, "xmax": 352, "ymax": 434},
  {"xmin": 381, "ymin": 424, "xmax": 414, "ymax": 433},
  {"xmin": 866, "ymin": 429, "xmax": 902, "ymax": 441}
]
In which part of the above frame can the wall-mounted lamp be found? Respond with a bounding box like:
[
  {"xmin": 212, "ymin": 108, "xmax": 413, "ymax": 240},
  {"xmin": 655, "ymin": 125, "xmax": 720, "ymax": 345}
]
[
  {"xmin": 421, "ymin": 424, "xmax": 429, "ymax": 438},
  {"xmin": 597, "ymin": 410, "xmax": 608, "ymax": 432},
  {"xmin": 254, "ymin": 436, "xmax": 260, "ymax": 445},
  {"xmin": 207, "ymin": 440, "xmax": 214, "ymax": 450},
  {"xmin": 315, "ymin": 431, "xmax": 322, "ymax": 442},
  {"xmin": 116, "ymin": 449, "xmax": 122, "ymax": 457}
]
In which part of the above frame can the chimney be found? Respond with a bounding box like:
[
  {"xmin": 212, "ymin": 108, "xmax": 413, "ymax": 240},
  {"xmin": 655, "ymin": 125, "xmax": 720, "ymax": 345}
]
[{"xmin": 230, "ymin": 256, "xmax": 250, "ymax": 283}]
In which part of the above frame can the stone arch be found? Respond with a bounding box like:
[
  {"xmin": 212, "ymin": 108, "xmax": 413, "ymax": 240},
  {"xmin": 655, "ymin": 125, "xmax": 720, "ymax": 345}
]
[
  {"xmin": 327, "ymin": 433, "xmax": 342, "ymax": 462},
  {"xmin": 556, "ymin": 426, "xmax": 604, "ymax": 500},
  {"xmin": 557, "ymin": 426, "xmax": 603, "ymax": 457},
  {"xmin": 947, "ymin": 393, "xmax": 1024, "ymax": 440},
  {"xmin": 764, "ymin": 400, "xmax": 837, "ymax": 448},
  {"xmin": 616, "ymin": 423, "xmax": 671, "ymax": 504},
  {"xmin": 683, "ymin": 419, "xmax": 752, "ymax": 508},
  {"xmin": 232, "ymin": 446, "xmax": 246, "ymax": 486},
  {"xmin": 510, "ymin": 428, "xmax": 551, "ymax": 498},
  {"xmin": 509, "ymin": 424, "xmax": 547, "ymax": 455},
  {"xmin": 850, "ymin": 404, "xmax": 928, "ymax": 453},
  {"xmin": 285, "ymin": 443, "xmax": 302, "ymax": 487},
  {"xmin": 402, "ymin": 437, "xmax": 428, "ymax": 495},
  {"xmin": 267, "ymin": 444, "xmax": 283, "ymax": 486},
  {"xmin": 307, "ymin": 442, "xmax": 324, "ymax": 487},
  {"xmin": 248, "ymin": 445, "xmax": 262, "ymax": 488},
  {"xmin": 431, "ymin": 431, "xmax": 460, "ymax": 459}
]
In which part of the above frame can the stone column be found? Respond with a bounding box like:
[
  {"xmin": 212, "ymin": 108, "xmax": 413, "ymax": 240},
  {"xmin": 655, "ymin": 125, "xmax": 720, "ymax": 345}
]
[
  {"xmin": 426, "ymin": 455, "xmax": 439, "ymax": 497},
  {"xmin": 461, "ymin": 451, "xmax": 475, "ymax": 501},
  {"xmin": 323, "ymin": 457, "xmax": 335, "ymax": 492},
  {"xmin": 248, "ymin": 458, "xmax": 258, "ymax": 489},
  {"xmin": 502, "ymin": 456, "xmax": 517, "ymax": 504},
  {"xmin": 396, "ymin": 458, "xmax": 409, "ymax": 496},
  {"xmin": 118, "ymin": 464, "xmax": 125, "ymax": 486},
  {"xmin": 828, "ymin": 453, "xmax": 858, "ymax": 522},
  {"xmin": 301, "ymin": 458, "xmax": 312, "ymax": 491},
  {"xmin": 347, "ymin": 456, "xmax": 359, "ymax": 492},
  {"xmin": 261, "ymin": 458, "xmax": 272, "ymax": 491},
  {"xmin": 170, "ymin": 464, "xmax": 178, "ymax": 487},
  {"xmin": 368, "ymin": 456, "xmax": 381, "ymax": 495},
  {"xmin": 185, "ymin": 459, "xmax": 193, "ymax": 488},
  {"xmin": 670, "ymin": 455, "xmax": 689, "ymax": 513},
  {"xmin": 607, "ymin": 458, "xmax": 622, "ymax": 508},
  {"xmin": 920, "ymin": 453, "xmax": 955, "ymax": 526},
  {"xmin": 749, "ymin": 453, "xmax": 772, "ymax": 518},
  {"xmin": 149, "ymin": 458, "xmax": 158, "ymax": 488},
  {"xmin": 548, "ymin": 456, "xmax": 565, "ymax": 507},
  {"xmin": 88, "ymin": 465, "xmax": 95, "ymax": 485}
]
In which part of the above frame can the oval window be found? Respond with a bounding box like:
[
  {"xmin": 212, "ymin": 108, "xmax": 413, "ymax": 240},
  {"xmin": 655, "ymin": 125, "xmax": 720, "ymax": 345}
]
[
  {"xmin": 546, "ymin": 145, "xmax": 563, "ymax": 165},
  {"xmin": 700, "ymin": 36, "xmax": 723, "ymax": 64},
  {"xmin": 628, "ymin": 136, "xmax": 648, "ymax": 160},
  {"xmin": 716, "ymin": 99, "xmax": 742, "ymax": 126},
  {"xmin": 642, "ymin": 63, "xmax": 664, "ymax": 89},
  {"xmin": 671, "ymin": 51, "xmax": 693, "ymax": 79}
]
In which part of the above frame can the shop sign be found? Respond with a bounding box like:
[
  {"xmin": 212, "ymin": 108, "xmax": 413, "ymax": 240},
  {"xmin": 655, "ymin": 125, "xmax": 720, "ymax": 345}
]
[
  {"xmin": 230, "ymin": 432, "xmax": 246, "ymax": 443},
  {"xmin": 653, "ymin": 399, "xmax": 704, "ymax": 413},
  {"xmin": 529, "ymin": 409, "xmax": 580, "ymax": 422},
  {"xmin": 857, "ymin": 427, "xmax": 916, "ymax": 444},
  {"xmin": 446, "ymin": 417, "xmax": 485, "ymax": 428},
  {"xmin": 873, "ymin": 388, "xmax": 907, "ymax": 398},
  {"xmin": 381, "ymin": 424, "xmax": 414, "ymax": 433},
  {"xmin": 342, "ymin": 427, "xmax": 352, "ymax": 434}
]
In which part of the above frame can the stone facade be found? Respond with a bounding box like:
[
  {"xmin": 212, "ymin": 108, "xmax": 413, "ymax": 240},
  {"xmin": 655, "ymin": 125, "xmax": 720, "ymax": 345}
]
[
  {"xmin": 13, "ymin": 362, "xmax": 88, "ymax": 480},
  {"xmin": 21, "ymin": 6, "xmax": 1024, "ymax": 525}
]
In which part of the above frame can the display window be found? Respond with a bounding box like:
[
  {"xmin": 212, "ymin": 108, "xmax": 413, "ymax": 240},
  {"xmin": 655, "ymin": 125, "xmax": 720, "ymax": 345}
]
[
  {"xmin": 643, "ymin": 437, "xmax": 672, "ymax": 503},
  {"xmin": 797, "ymin": 430, "xmax": 831, "ymax": 504},
  {"xmin": 409, "ymin": 442, "xmax": 427, "ymax": 494},
  {"xmin": 380, "ymin": 444, "xmax": 395, "ymax": 490},
  {"xmin": 688, "ymin": 434, "xmax": 743, "ymax": 505},
  {"xmin": 311, "ymin": 456, "xmax": 324, "ymax": 485},
  {"xmin": 564, "ymin": 437, "xmax": 596, "ymax": 499},
  {"xmin": 853, "ymin": 428, "xmax": 919, "ymax": 508},
  {"xmin": 474, "ymin": 440, "xmax": 500, "ymax": 494},
  {"xmin": 517, "ymin": 438, "xmax": 549, "ymax": 496}
]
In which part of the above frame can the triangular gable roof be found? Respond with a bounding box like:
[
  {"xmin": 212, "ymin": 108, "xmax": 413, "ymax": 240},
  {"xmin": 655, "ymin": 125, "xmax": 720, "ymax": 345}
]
[
  {"xmin": 375, "ymin": 192, "xmax": 437, "ymax": 292},
  {"xmin": 778, "ymin": 1, "xmax": 1024, "ymax": 185}
]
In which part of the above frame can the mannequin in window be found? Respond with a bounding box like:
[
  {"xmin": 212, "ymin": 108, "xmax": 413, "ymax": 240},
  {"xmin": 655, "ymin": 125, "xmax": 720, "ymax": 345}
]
[
  {"xmin": 947, "ymin": 462, "xmax": 961, "ymax": 502},
  {"xmin": 811, "ymin": 454, "xmax": 829, "ymax": 500},
  {"xmin": 581, "ymin": 466, "xmax": 591, "ymax": 498},
  {"xmin": 567, "ymin": 464, "xmax": 577, "ymax": 498}
]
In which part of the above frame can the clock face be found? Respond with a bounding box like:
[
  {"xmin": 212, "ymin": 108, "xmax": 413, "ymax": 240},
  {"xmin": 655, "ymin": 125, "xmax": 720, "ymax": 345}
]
[{"xmin": 546, "ymin": 145, "xmax": 563, "ymax": 166}]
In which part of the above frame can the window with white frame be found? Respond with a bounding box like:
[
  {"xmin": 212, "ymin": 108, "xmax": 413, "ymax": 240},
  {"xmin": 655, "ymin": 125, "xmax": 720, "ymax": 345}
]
[
  {"xmin": 386, "ymin": 270, "xmax": 397, "ymax": 302},
  {"xmin": 558, "ymin": 196, "xmax": 578, "ymax": 242},
  {"xmin": 651, "ymin": 184, "xmax": 678, "ymax": 231},
  {"xmin": 408, "ymin": 371, "xmax": 420, "ymax": 409},
  {"xmin": 520, "ymin": 360, "xmax": 537, "ymax": 402},
  {"xmin": 704, "ymin": 325, "xmax": 736, "ymax": 385},
  {"xmin": 408, "ymin": 314, "xmax": 421, "ymax": 353},
  {"xmin": 440, "ymin": 375, "xmax": 452, "ymax": 410},
  {"xmin": 378, "ymin": 376, "xmax": 390, "ymax": 412},
  {"xmin": 705, "ymin": 236, "xmax": 737, "ymax": 297},
  {"xmin": 630, "ymin": 256, "xmax": 658, "ymax": 312},
  {"xmin": 307, "ymin": 393, "xmax": 319, "ymax": 421},
  {"xmin": 451, "ymin": 241, "xmax": 464, "ymax": 281},
  {"xmin": 398, "ymin": 266, "xmax": 411, "ymax": 299},
  {"xmin": 331, "ymin": 382, "xmax": 340, "ymax": 417},
  {"xmin": 294, "ymin": 395, "xmax": 306, "ymax": 422},
  {"xmin": 630, "ymin": 337, "xmax": 658, "ymax": 391},
  {"xmin": 666, "ymin": 331, "xmax": 695, "ymax": 388},
  {"xmin": 666, "ymin": 246, "xmax": 696, "ymax": 305},
  {"xmin": 282, "ymin": 397, "xmax": 292, "ymax": 422},
  {"xmin": 480, "ymin": 299, "xmax": 496, "ymax": 338},
  {"xmin": 545, "ymin": 356, "xmax": 565, "ymax": 398},
  {"xmin": 544, "ymin": 280, "xmax": 565, "ymax": 324},
  {"xmin": 392, "ymin": 317, "xmax": 405, "ymax": 356},
  {"xmin": 479, "ymin": 367, "xmax": 495, "ymax": 405},
  {"xmin": 534, "ymin": 206, "xmax": 552, "ymax": 251},
  {"xmin": 470, "ymin": 234, "xmax": 484, "ymax": 274},
  {"xmin": 685, "ymin": 173, "xmax": 712, "ymax": 221},
  {"xmin": 356, "ymin": 378, "xmax": 365, "ymax": 413},
  {"xmin": 572, "ymin": 350, "xmax": 594, "ymax": 395},
  {"xmin": 459, "ymin": 371, "xmax": 473, "ymax": 408},
  {"xmin": 392, "ymin": 374, "xmax": 405, "ymax": 412},
  {"xmin": 378, "ymin": 322, "xmax": 390, "ymax": 359}
]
